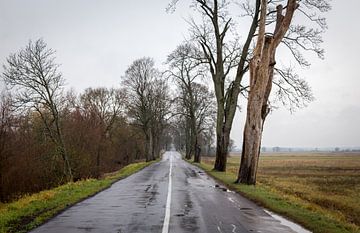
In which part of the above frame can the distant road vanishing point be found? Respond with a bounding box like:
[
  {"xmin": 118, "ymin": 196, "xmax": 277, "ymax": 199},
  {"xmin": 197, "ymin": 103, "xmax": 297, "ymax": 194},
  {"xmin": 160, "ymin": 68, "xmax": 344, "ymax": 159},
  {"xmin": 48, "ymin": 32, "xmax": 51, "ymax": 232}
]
[{"xmin": 30, "ymin": 151, "xmax": 308, "ymax": 233}]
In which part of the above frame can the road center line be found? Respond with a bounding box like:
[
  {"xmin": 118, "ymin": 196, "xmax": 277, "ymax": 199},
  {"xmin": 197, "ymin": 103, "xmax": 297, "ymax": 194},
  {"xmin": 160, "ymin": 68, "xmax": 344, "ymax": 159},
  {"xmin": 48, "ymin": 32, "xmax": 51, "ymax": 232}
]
[{"xmin": 162, "ymin": 153, "xmax": 173, "ymax": 233}]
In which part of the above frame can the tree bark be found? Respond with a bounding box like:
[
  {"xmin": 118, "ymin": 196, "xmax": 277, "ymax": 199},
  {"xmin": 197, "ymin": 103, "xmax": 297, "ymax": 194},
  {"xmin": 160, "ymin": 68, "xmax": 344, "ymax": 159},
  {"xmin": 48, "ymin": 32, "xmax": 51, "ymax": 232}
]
[
  {"xmin": 214, "ymin": 124, "xmax": 230, "ymax": 171},
  {"xmin": 193, "ymin": 137, "xmax": 201, "ymax": 163},
  {"xmin": 185, "ymin": 117, "xmax": 192, "ymax": 160},
  {"xmin": 237, "ymin": 0, "xmax": 298, "ymax": 184},
  {"xmin": 214, "ymin": 99, "xmax": 229, "ymax": 171}
]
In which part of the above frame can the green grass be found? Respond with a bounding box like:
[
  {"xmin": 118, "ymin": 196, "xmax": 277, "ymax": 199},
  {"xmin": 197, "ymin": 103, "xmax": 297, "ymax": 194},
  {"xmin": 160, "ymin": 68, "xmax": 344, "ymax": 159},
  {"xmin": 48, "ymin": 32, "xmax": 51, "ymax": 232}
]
[
  {"xmin": 0, "ymin": 160, "xmax": 157, "ymax": 233},
  {"xmin": 194, "ymin": 153, "xmax": 360, "ymax": 233}
]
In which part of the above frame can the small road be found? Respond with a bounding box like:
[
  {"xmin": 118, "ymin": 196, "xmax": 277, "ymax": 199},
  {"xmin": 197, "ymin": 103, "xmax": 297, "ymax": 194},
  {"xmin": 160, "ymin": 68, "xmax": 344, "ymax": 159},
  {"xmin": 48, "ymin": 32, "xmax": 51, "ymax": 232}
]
[{"xmin": 31, "ymin": 151, "xmax": 306, "ymax": 233}]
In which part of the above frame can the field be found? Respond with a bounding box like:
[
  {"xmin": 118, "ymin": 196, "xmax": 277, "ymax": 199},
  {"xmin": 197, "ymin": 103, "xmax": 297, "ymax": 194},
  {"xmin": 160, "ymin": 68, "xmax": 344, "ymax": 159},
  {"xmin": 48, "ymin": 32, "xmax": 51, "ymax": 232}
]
[{"xmin": 200, "ymin": 152, "xmax": 360, "ymax": 233}]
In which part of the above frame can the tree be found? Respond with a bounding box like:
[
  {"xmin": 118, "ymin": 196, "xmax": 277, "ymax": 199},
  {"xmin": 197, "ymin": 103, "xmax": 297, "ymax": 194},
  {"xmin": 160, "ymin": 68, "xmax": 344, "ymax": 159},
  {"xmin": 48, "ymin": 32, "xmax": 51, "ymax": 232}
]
[
  {"xmin": 167, "ymin": 43, "xmax": 216, "ymax": 163},
  {"xmin": 149, "ymin": 78, "xmax": 172, "ymax": 159},
  {"xmin": 237, "ymin": 0, "xmax": 330, "ymax": 184},
  {"xmin": 1, "ymin": 39, "xmax": 73, "ymax": 181},
  {"xmin": 168, "ymin": 0, "xmax": 257, "ymax": 171},
  {"xmin": 122, "ymin": 57, "xmax": 171, "ymax": 161},
  {"xmin": 169, "ymin": 0, "xmax": 329, "ymax": 174},
  {"xmin": 122, "ymin": 57, "xmax": 155, "ymax": 161},
  {"xmin": 80, "ymin": 87, "xmax": 125, "ymax": 176}
]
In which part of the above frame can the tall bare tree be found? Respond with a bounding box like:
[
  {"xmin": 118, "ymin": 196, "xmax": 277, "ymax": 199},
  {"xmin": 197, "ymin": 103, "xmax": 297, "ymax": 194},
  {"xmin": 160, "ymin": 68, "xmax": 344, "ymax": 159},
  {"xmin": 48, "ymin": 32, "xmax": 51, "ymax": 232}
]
[
  {"xmin": 237, "ymin": 0, "xmax": 330, "ymax": 184},
  {"xmin": 169, "ymin": 0, "xmax": 257, "ymax": 171},
  {"xmin": 149, "ymin": 78, "xmax": 172, "ymax": 159},
  {"xmin": 167, "ymin": 43, "xmax": 216, "ymax": 162},
  {"xmin": 1, "ymin": 39, "xmax": 73, "ymax": 181},
  {"xmin": 122, "ymin": 57, "xmax": 155, "ymax": 161},
  {"xmin": 167, "ymin": 43, "xmax": 202, "ymax": 159},
  {"xmin": 169, "ymin": 0, "xmax": 329, "ymax": 172},
  {"xmin": 122, "ymin": 57, "xmax": 171, "ymax": 161}
]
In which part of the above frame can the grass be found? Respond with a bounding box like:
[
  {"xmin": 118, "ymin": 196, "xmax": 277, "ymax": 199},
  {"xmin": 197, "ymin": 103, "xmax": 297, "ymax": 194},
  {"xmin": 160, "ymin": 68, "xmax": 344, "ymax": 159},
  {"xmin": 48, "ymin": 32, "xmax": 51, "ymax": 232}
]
[
  {"xmin": 195, "ymin": 153, "xmax": 360, "ymax": 233},
  {"xmin": 0, "ymin": 160, "xmax": 157, "ymax": 233}
]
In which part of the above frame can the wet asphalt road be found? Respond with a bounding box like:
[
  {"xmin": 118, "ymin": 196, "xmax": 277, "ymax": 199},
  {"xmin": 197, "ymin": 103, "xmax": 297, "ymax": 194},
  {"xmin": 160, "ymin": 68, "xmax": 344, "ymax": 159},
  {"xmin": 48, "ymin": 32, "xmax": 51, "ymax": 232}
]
[{"xmin": 30, "ymin": 151, "xmax": 299, "ymax": 233}]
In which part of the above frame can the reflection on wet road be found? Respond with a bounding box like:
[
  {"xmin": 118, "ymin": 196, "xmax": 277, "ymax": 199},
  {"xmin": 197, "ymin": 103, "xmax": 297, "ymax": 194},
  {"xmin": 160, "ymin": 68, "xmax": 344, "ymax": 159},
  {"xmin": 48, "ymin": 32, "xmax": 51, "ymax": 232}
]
[{"xmin": 30, "ymin": 151, "xmax": 308, "ymax": 233}]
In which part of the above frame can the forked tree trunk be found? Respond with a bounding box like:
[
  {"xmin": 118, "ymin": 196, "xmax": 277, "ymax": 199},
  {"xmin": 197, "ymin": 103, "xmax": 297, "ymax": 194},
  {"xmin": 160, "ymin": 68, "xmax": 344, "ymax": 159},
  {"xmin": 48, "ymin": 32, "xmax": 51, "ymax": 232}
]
[{"xmin": 237, "ymin": 0, "xmax": 298, "ymax": 184}]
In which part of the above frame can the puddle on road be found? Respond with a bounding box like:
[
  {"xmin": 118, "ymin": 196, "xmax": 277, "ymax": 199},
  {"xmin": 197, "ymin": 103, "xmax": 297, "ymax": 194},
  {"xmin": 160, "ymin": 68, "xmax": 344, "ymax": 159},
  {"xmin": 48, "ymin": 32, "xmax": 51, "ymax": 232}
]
[
  {"xmin": 212, "ymin": 184, "xmax": 234, "ymax": 193},
  {"xmin": 264, "ymin": 209, "xmax": 311, "ymax": 233}
]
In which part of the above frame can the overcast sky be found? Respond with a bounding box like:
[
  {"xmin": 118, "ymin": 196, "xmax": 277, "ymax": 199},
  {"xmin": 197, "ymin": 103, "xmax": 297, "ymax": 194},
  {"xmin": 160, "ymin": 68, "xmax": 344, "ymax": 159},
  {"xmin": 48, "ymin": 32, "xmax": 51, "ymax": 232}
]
[{"xmin": 0, "ymin": 0, "xmax": 359, "ymax": 148}]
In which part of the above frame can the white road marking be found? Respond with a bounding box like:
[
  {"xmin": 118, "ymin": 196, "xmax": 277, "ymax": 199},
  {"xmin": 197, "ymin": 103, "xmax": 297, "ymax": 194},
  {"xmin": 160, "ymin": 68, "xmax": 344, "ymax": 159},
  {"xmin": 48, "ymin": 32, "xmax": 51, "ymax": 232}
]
[
  {"xmin": 161, "ymin": 153, "xmax": 173, "ymax": 233},
  {"xmin": 264, "ymin": 209, "xmax": 311, "ymax": 233},
  {"xmin": 231, "ymin": 224, "xmax": 237, "ymax": 233}
]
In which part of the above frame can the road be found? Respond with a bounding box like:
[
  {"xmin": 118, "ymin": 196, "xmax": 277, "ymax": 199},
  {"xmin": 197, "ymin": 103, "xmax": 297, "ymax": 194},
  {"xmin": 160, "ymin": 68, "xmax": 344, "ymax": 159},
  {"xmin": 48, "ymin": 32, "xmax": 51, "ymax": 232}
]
[{"xmin": 30, "ymin": 151, "xmax": 307, "ymax": 233}]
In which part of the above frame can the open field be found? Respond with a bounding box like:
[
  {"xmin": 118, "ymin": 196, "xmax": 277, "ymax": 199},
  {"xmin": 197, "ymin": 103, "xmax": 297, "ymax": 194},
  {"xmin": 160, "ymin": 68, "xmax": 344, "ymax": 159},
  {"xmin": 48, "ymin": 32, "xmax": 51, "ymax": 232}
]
[{"xmin": 200, "ymin": 152, "xmax": 360, "ymax": 233}]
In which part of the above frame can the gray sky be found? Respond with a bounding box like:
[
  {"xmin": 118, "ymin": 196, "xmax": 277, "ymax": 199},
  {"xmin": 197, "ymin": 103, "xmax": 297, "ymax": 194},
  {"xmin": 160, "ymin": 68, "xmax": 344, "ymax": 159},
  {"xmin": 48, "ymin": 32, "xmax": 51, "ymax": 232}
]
[{"xmin": 0, "ymin": 0, "xmax": 359, "ymax": 148}]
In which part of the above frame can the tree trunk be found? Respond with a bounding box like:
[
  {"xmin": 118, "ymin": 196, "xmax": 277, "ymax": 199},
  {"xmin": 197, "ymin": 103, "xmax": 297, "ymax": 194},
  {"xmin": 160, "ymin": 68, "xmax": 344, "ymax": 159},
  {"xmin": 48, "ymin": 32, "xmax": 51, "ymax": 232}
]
[
  {"xmin": 190, "ymin": 111, "xmax": 198, "ymax": 162},
  {"xmin": 53, "ymin": 109, "xmax": 73, "ymax": 182},
  {"xmin": 214, "ymin": 103, "xmax": 229, "ymax": 171},
  {"xmin": 214, "ymin": 126, "xmax": 230, "ymax": 171},
  {"xmin": 193, "ymin": 137, "xmax": 201, "ymax": 163},
  {"xmin": 185, "ymin": 118, "xmax": 192, "ymax": 160},
  {"xmin": 145, "ymin": 130, "xmax": 152, "ymax": 162},
  {"xmin": 59, "ymin": 145, "xmax": 73, "ymax": 182},
  {"xmin": 96, "ymin": 134, "xmax": 105, "ymax": 178},
  {"xmin": 152, "ymin": 131, "xmax": 161, "ymax": 159},
  {"xmin": 237, "ymin": 102, "xmax": 264, "ymax": 184},
  {"xmin": 96, "ymin": 146, "xmax": 101, "ymax": 177},
  {"xmin": 237, "ymin": 36, "xmax": 272, "ymax": 184},
  {"xmin": 237, "ymin": 0, "xmax": 298, "ymax": 185}
]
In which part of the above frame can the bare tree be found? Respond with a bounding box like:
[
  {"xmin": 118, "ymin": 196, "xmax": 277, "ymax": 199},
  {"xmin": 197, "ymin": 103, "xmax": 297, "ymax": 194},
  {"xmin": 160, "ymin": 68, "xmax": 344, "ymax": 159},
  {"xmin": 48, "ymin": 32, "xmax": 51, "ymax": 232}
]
[
  {"xmin": 167, "ymin": 43, "xmax": 202, "ymax": 159},
  {"xmin": 149, "ymin": 78, "xmax": 172, "ymax": 159},
  {"xmin": 169, "ymin": 0, "xmax": 329, "ymax": 173},
  {"xmin": 122, "ymin": 57, "xmax": 170, "ymax": 161},
  {"xmin": 169, "ymin": 0, "xmax": 255, "ymax": 171},
  {"xmin": 237, "ymin": 0, "xmax": 330, "ymax": 184},
  {"xmin": 80, "ymin": 87, "xmax": 125, "ymax": 176},
  {"xmin": 167, "ymin": 43, "xmax": 216, "ymax": 162},
  {"xmin": 122, "ymin": 57, "xmax": 154, "ymax": 161},
  {"xmin": 1, "ymin": 39, "xmax": 73, "ymax": 181},
  {"xmin": 192, "ymin": 83, "xmax": 216, "ymax": 162}
]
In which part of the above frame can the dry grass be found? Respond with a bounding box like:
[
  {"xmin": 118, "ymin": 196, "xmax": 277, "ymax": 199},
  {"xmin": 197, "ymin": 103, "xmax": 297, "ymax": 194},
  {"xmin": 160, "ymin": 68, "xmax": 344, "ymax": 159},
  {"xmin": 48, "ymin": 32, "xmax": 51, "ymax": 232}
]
[{"xmin": 202, "ymin": 152, "xmax": 360, "ymax": 233}]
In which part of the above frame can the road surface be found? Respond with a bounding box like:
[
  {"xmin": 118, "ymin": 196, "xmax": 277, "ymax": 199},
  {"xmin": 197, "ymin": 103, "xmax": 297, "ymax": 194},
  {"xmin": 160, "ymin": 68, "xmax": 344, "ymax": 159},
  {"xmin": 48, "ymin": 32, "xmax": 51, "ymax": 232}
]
[{"xmin": 30, "ymin": 151, "xmax": 307, "ymax": 233}]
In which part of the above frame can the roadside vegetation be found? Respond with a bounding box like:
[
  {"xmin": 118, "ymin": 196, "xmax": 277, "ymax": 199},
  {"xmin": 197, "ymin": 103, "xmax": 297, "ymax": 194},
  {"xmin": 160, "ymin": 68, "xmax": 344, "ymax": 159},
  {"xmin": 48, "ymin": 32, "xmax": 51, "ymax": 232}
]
[
  {"xmin": 0, "ymin": 40, "xmax": 173, "ymax": 203},
  {"xmin": 196, "ymin": 153, "xmax": 360, "ymax": 233},
  {"xmin": 0, "ymin": 160, "xmax": 156, "ymax": 233}
]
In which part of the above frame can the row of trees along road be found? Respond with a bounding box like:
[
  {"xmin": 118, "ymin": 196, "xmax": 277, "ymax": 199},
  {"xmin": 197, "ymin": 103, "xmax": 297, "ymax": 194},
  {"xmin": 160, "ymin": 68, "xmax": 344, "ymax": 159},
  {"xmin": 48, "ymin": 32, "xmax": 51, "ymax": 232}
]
[
  {"xmin": 166, "ymin": 43, "xmax": 216, "ymax": 163},
  {"xmin": 122, "ymin": 57, "xmax": 172, "ymax": 162},
  {"xmin": 0, "ymin": 41, "xmax": 174, "ymax": 202},
  {"xmin": 169, "ymin": 0, "xmax": 330, "ymax": 184}
]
